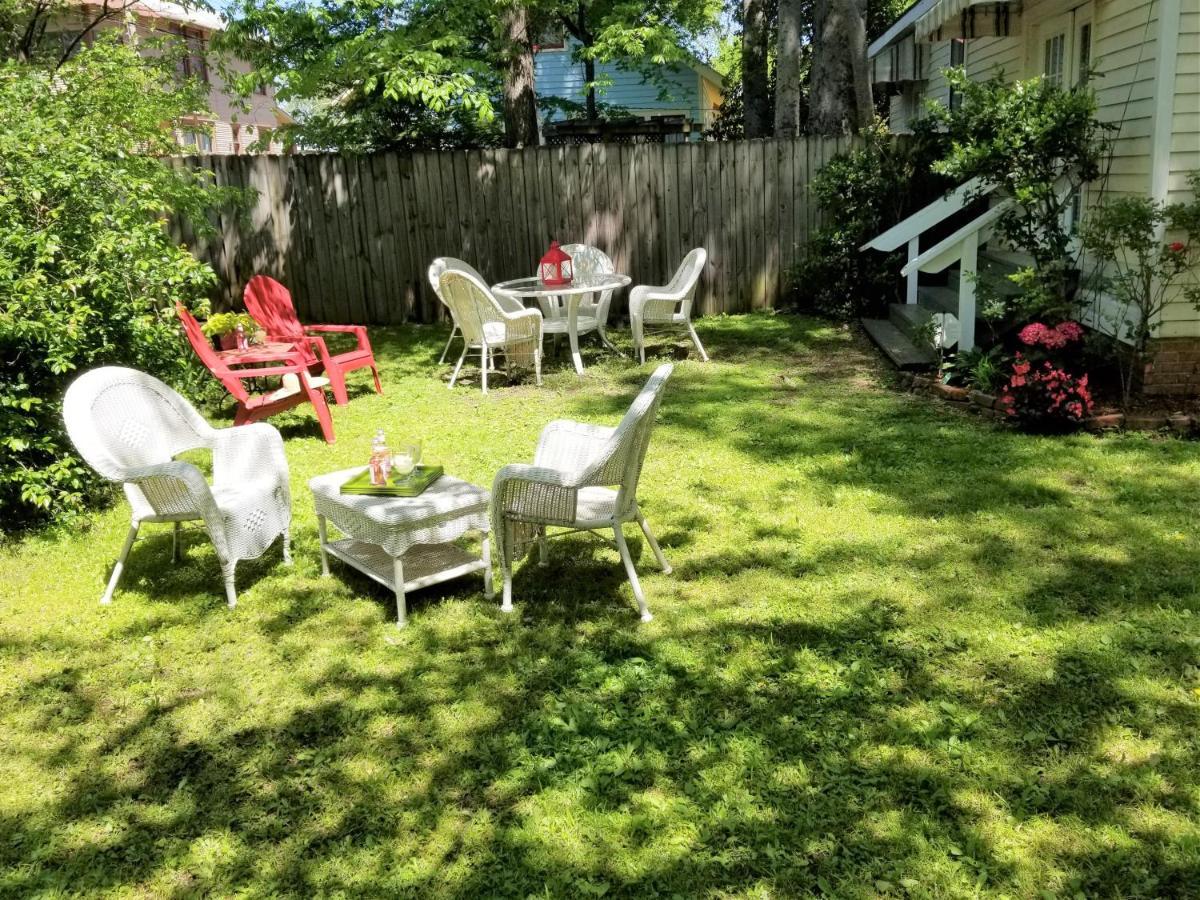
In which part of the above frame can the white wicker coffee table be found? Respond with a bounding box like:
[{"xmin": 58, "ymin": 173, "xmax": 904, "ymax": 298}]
[{"xmin": 309, "ymin": 468, "xmax": 492, "ymax": 626}]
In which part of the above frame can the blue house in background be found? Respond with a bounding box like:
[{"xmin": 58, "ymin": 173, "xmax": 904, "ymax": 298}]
[{"xmin": 533, "ymin": 37, "xmax": 723, "ymax": 142}]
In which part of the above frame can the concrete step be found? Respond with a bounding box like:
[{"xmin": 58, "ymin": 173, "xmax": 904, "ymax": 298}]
[{"xmin": 862, "ymin": 318, "xmax": 937, "ymax": 371}]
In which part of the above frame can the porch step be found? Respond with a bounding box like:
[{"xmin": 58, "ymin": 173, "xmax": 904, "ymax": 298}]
[
  {"xmin": 890, "ymin": 301, "xmax": 935, "ymax": 339},
  {"xmin": 862, "ymin": 318, "xmax": 937, "ymax": 370},
  {"xmin": 917, "ymin": 285, "xmax": 960, "ymax": 316},
  {"xmin": 980, "ymin": 248, "xmax": 1027, "ymax": 272}
]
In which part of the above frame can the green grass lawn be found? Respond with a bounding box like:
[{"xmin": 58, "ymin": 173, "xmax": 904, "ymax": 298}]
[{"xmin": 3, "ymin": 314, "xmax": 1199, "ymax": 898}]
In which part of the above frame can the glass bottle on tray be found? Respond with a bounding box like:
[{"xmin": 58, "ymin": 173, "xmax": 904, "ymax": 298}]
[{"xmin": 369, "ymin": 429, "xmax": 391, "ymax": 486}]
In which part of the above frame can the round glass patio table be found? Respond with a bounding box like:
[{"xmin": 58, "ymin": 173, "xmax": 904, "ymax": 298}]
[{"xmin": 492, "ymin": 274, "xmax": 631, "ymax": 375}]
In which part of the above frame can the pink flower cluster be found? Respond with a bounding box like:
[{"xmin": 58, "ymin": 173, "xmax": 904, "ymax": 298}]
[
  {"xmin": 1018, "ymin": 321, "xmax": 1085, "ymax": 350},
  {"xmin": 1002, "ymin": 352, "xmax": 1094, "ymax": 424}
]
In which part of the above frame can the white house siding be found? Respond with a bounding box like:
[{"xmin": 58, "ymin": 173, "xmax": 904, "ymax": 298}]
[
  {"xmin": 1092, "ymin": 0, "xmax": 1159, "ymax": 199},
  {"xmin": 965, "ymin": 34, "xmax": 1023, "ymax": 78},
  {"xmin": 1158, "ymin": 0, "xmax": 1200, "ymax": 335},
  {"xmin": 907, "ymin": 0, "xmax": 1164, "ymax": 202},
  {"xmin": 923, "ymin": 41, "xmax": 957, "ymax": 108},
  {"xmin": 1170, "ymin": 0, "xmax": 1200, "ymax": 203}
]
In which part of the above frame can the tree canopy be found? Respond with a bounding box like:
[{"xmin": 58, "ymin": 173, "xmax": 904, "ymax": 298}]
[{"xmin": 218, "ymin": 0, "xmax": 720, "ymax": 151}]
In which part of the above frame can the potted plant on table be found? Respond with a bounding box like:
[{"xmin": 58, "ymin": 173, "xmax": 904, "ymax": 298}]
[{"xmin": 202, "ymin": 312, "xmax": 263, "ymax": 350}]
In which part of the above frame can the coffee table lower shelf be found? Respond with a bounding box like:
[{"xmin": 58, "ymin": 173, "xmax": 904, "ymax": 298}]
[{"xmin": 320, "ymin": 537, "xmax": 492, "ymax": 626}]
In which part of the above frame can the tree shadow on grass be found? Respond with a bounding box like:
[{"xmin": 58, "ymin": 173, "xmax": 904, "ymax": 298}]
[{"xmin": 7, "ymin": 575, "xmax": 1198, "ymax": 896}]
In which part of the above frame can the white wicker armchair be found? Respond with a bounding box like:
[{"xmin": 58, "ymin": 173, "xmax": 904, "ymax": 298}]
[
  {"xmin": 432, "ymin": 267, "xmax": 543, "ymax": 394},
  {"xmin": 629, "ymin": 248, "xmax": 709, "ymax": 365},
  {"xmin": 491, "ymin": 364, "xmax": 674, "ymax": 621},
  {"xmin": 63, "ymin": 367, "xmax": 292, "ymax": 608},
  {"xmin": 428, "ymin": 257, "xmax": 524, "ymax": 364}
]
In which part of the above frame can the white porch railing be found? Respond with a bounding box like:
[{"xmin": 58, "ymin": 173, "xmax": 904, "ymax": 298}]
[
  {"xmin": 860, "ymin": 176, "xmax": 991, "ymax": 307},
  {"xmin": 863, "ymin": 173, "xmax": 1079, "ymax": 353},
  {"xmin": 899, "ymin": 198, "xmax": 1014, "ymax": 351}
]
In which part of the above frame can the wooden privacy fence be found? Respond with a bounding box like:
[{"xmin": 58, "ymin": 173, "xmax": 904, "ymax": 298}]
[{"xmin": 172, "ymin": 136, "xmax": 855, "ymax": 325}]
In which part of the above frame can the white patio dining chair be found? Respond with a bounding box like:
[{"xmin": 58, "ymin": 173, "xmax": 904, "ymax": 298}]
[
  {"xmin": 428, "ymin": 257, "xmax": 525, "ymax": 364},
  {"xmin": 491, "ymin": 364, "xmax": 674, "ymax": 622},
  {"xmin": 629, "ymin": 248, "xmax": 709, "ymax": 365},
  {"xmin": 530, "ymin": 243, "xmax": 619, "ymax": 353},
  {"xmin": 63, "ymin": 367, "xmax": 292, "ymax": 608},
  {"xmin": 432, "ymin": 267, "xmax": 543, "ymax": 394}
]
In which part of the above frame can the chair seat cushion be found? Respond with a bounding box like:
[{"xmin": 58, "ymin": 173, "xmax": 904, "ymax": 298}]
[
  {"xmin": 573, "ymin": 486, "xmax": 619, "ymax": 526},
  {"xmin": 481, "ymin": 321, "xmax": 546, "ymax": 346},
  {"xmin": 210, "ymin": 478, "xmax": 286, "ymax": 517},
  {"xmin": 124, "ymin": 475, "xmax": 283, "ymax": 526},
  {"xmin": 642, "ymin": 311, "xmax": 687, "ymax": 325}
]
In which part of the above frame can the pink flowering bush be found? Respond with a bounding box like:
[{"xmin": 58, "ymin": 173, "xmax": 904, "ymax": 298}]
[
  {"xmin": 1001, "ymin": 320, "xmax": 1094, "ymax": 430},
  {"xmin": 1017, "ymin": 321, "xmax": 1084, "ymax": 350}
]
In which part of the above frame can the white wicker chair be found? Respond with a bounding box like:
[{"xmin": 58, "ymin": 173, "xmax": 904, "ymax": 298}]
[
  {"xmin": 531, "ymin": 244, "xmax": 619, "ymax": 353},
  {"xmin": 629, "ymin": 248, "xmax": 709, "ymax": 365},
  {"xmin": 432, "ymin": 267, "xmax": 543, "ymax": 394},
  {"xmin": 491, "ymin": 364, "xmax": 674, "ymax": 622},
  {"xmin": 63, "ymin": 367, "xmax": 292, "ymax": 608},
  {"xmin": 428, "ymin": 257, "xmax": 524, "ymax": 364}
]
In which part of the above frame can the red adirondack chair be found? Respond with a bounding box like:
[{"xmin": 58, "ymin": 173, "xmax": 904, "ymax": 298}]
[
  {"xmin": 243, "ymin": 276, "xmax": 382, "ymax": 406},
  {"xmin": 176, "ymin": 303, "xmax": 336, "ymax": 444}
]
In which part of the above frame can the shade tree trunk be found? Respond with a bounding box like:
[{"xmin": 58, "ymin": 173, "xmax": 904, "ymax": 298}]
[
  {"xmin": 773, "ymin": 0, "xmax": 804, "ymax": 137},
  {"xmin": 500, "ymin": 2, "xmax": 540, "ymax": 147},
  {"xmin": 742, "ymin": 0, "xmax": 771, "ymax": 137},
  {"xmin": 807, "ymin": 0, "xmax": 871, "ymax": 135}
]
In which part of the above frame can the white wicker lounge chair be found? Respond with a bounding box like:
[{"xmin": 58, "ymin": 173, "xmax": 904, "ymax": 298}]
[
  {"xmin": 432, "ymin": 267, "xmax": 543, "ymax": 394},
  {"xmin": 491, "ymin": 364, "xmax": 674, "ymax": 622},
  {"xmin": 428, "ymin": 257, "xmax": 524, "ymax": 364},
  {"xmin": 63, "ymin": 367, "xmax": 292, "ymax": 608},
  {"xmin": 629, "ymin": 248, "xmax": 709, "ymax": 365}
]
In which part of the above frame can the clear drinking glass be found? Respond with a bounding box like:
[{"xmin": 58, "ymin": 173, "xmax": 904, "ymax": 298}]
[{"xmin": 392, "ymin": 440, "xmax": 422, "ymax": 476}]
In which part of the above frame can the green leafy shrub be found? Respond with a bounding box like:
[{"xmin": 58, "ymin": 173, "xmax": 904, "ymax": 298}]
[
  {"xmin": 785, "ymin": 118, "xmax": 951, "ymax": 320},
  {"xmin": 0, "ymin": 37, "xmax": 237, "ymax": 531},
  {"xmin": 943, "ymin": 346, "xmax": 1006, "ymax": 393},
  {"xmin": 1079, "ymin": 172, "xmax": 1200, "ymax": 406},
  {"xmin": 930, "ymin": 69, "xmax": 1115, "ymax": 320}
]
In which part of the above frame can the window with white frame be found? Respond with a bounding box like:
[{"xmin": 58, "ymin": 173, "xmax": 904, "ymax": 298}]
[{"xmin": 1043, "ymin": 34, "xmax": 1066, "ymax": 87}]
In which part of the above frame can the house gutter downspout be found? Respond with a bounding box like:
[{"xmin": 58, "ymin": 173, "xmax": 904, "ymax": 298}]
[{"xmin": 1149, "ymin": 0, "xmax": 1181, "ymax": 219}]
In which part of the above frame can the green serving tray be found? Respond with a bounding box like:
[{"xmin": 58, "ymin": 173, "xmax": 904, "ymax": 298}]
[{"xmin": 341, "ymin": 464, "xmax": 444, "ymax": 497}]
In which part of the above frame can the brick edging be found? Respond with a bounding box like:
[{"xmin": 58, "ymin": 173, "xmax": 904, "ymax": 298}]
[{"xmin": 893, "ymin": 373, "xmax": 1196, "ymax": 435}]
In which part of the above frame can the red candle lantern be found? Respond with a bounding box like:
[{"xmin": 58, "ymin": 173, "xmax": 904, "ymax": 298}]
[{"xmin": 538, "ymin": 240, "xmax": 574, "ymax": 287}]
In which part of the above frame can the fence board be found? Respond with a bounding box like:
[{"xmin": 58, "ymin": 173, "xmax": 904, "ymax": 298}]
[
  {"xmin": 181, "ymin": 136, "xmax": 841, "ymax": 324},
  {"xmin": 701, "ymin": 142, "xmax": 721, "ymax": 315}
]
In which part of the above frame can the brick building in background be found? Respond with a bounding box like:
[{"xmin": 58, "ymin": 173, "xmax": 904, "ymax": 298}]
[{"xmin": 50, "ymin": 0, "xmax": 290, "ymax": 154}]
